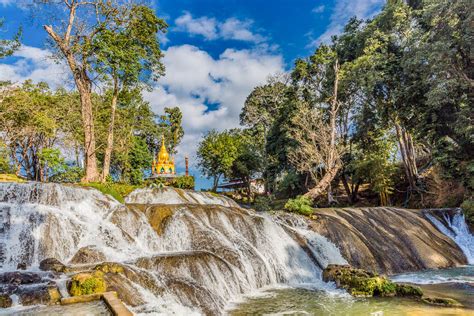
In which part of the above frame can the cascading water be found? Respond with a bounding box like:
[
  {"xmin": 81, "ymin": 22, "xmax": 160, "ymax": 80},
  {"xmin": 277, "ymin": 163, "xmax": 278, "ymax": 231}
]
[
  {"xmin": 0, "ymin": 183, "xmax": 347, "ymax": 315},
  {"xmin": 425, "ymin": 209, "xmax": 474, "ymax": 264}
]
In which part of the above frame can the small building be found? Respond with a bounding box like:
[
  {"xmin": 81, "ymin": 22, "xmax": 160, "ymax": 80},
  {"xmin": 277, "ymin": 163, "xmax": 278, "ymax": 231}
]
[{"xmin": 217, "ymin": 178, "xmax": 265, "ymax": 194}]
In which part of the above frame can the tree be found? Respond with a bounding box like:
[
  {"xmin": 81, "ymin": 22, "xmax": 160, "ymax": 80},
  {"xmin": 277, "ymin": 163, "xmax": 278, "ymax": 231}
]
[
  {"xmin": 38, "ymin": 148, "xmax": 67, "ymax": 182},
  {"xmin": 159, "ymin": 107, "xmax": 184, "ymax": 154},
  {"xmin": 352, "ymin": 131, "xmax": 398, "ymax": 206},
  {"xmin": 0, "ymin": 81, "xmax": 75, "ymax": 180},
  {"xmin": 240, "ymin": 76, "xmax": 290, "ymax": 193},
  {"xmin": 37, "ymin": 0, "xmax": 165, "ymax": 182},
  {"xmin": 229, "ymin": 132, "xmax": 262, "ymax": 199},
  {"xmin": 402, "ymin": 0, "xmax": 473, "ymax": 190},
  {"xmin": 93, "ymin": 5, "xmax": 167, "ymax": 181},
  {"xmin": 197, "ymin": 130, "xmax": 242, "ymax": 191},
  {"xmin": 347, "ymin": 1, "xmax": 421, "ymax": 191},
  {"xmin": 0, "ymin": 18, "xmax": 21, "ymax": 58},
  {"xmin": 290, "ymin": 46, "xmax": 343, "ymax": 201}
]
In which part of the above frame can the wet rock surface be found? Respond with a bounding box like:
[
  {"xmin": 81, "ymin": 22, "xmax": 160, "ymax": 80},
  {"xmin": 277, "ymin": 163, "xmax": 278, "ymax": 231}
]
[
  {"xmin": 0, "ymin": 271, "xmax": 61, "ymax": 307},
  {"xmin": 39, "ymin": 258, "xmax": 66, "ymax": 272},
  {"xmin": 69, "ymin": 246, "xmax": 106, "ymax": 264},
  {"xmin": 309, "ymin": 207, "xmax": 467, "ymax": 274}
]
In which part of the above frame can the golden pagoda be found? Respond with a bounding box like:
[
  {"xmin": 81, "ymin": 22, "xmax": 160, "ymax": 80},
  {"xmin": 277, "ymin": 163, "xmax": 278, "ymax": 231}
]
[{"xmin": 152, "ymin": 136, "xmax": 176, "ymax": 177}]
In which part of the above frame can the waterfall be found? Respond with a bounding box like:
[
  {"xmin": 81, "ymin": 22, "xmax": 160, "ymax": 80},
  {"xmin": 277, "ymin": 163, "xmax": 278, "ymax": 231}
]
[
  {"xmin": 0, "ymin": 183, "xmax": 347, "ymax": 315},
  {"xmin": 426, "ymin": 209, "xmax": 474, "ymax": 264}
]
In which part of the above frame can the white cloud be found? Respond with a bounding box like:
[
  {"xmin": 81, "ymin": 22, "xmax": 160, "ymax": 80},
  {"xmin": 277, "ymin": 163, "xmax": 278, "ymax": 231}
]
[
  {"xmin": 174, "ymin": 12, "xmax": 265, "ymax": 43},
  {"xmin": 0, "ymin": 0, "xmax": 14, "ymax": 6},
  {"xmin": 0, "ymin": 45, "xmax": 71, "ymax": 88},
  {"xmin": 175, "ymin": 11, "xmax": 218, "ymax": 40},
  {"xmin": 219, "ymin": 18, "xmax": 265, "ymax": 43},
  {"xmin": 0, "ymin": 43, "xmax": 283, "ymax": 187},
  {"xmin": 310, "ymin": 0, "xmax": 384, "ymax": 46},
  {"xmin": 144, "ymin": 44, "xmax": 284, "ymax": 168},
  {"xmin": 312, "ymin": 5, "xmax": 325, "ymax": 14}
]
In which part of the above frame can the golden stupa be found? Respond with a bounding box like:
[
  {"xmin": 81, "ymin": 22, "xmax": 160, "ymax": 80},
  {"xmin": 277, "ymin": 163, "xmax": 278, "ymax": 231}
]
[{"xmin": 152, "ymin": 136, "xmax": 176, "ymax": 176}]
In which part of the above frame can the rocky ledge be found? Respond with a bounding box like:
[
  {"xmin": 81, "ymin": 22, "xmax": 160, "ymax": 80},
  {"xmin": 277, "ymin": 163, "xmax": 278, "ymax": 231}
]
[
  {"xmin": 322, "ymin": 264, "xmax": 422, "ymax": 298},
  {"xmin": 322, "ymin": 264, "xmax": 465, "ymax": 308}
]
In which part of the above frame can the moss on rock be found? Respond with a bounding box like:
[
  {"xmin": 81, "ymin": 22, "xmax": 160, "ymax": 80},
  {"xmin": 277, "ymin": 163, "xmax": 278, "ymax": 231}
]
[
  {"xmin": 322, "ymin": 264, "xmax": 422, "ymax": 298},
  {"xmin": 94, "ymin": 262, "xmax": 124, "ymax": 274},
  {"xmin": 422, "ymin": 297, "xmax": 463, "ymax": 307},
  {"xmin": 69, "ymin": 272, "xmax": 107, "ymax": 296},
  {"xmin": 0, "ymin": 294, "xmax": 12, "ymax": 308},
  {"xmin": 395, "ymin": 284, "xmax": 423, "ymax": 297}
]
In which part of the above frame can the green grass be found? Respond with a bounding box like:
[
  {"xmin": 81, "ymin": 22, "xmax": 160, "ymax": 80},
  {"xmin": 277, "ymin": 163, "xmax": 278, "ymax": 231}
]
[{"xmin": 80, "ymin": 182, "xmax": 138, "ymax": 203}]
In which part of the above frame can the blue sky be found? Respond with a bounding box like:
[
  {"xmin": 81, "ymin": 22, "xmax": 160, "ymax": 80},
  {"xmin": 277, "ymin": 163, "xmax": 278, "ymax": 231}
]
[{"xmin": 0, "ymin": 0, "xmax": 385, "ymax": 189}]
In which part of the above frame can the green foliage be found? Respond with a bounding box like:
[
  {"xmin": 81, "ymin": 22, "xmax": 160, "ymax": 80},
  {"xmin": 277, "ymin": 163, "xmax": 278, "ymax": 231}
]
[
  {"xmin": 50, "ymin": 166, "xmax": 84, "ymax": 183},
  {"xmin": 197, "ymin": 129, "xmax": 243, "ymax": 190},
  {"xmin": 159, "ymin": 107, "xmax": 184, "ymax": 154},
  {"xmin": 38, "ymin": 148, "xmax": 67, "ymax": 179},
  {"xmin": 69, "ymin": 272, "xmax": 107, "ymax": 296},
  {"xmin": 82, "ymin": 182, "xmax": 138, "ymax": 203},
  {"xmin": 277, "ymin": 171, "xmax": 304, "ymax": 198},
  {"xmin": 0, "ymin": 141, "xmax": 12, "ymax": 173},
  {"xmin": 253, "ymin": 196, "xmax": 273, "ymax": 212},
  {"xmin": 461, "ymin": 200, "xmax": 474, "ymax": 225},
  {"xmin": 171, "ymin": 176, "xmax": 195, "ymax": 189},
  {"xmin": 146, "ymin": 176, "xmax": 195, "ymax": 190},
  {"xmin": 284, "ymin": 195, "xmax": 313, "ymax": 216},
  {"xmin": 0, "ymin": 19, "xmax": 21, "ymax": 59},
  {"xmin": 352, "ymin": 131, "xmax": 397, "ymax": 205}
]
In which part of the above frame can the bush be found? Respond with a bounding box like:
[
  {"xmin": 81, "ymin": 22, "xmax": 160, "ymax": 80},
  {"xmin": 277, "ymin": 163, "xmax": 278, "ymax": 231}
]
[
  {"xmin": 254, "ymin": 196, "xmax": 273, "ymax": 212},
  {"xmin": 145, "ymin": 176, "xmax": 195, "ymax": 190},
  {"xmin": 461, "ymin": 199, "xmax": 474, "ymax": 224},
  {"xmin": 284, "ymin": 195, "xmax": 314, "ymax": 216},
  {"xmin": 172, "ymin": 176, "xmax": 195, "ymax": 189}
]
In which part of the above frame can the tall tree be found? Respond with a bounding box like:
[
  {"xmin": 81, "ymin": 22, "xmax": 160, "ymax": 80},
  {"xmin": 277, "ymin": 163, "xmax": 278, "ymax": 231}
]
[
  {"xmin": 93, "ymin": 5, "xmax": 167, "ymax": 181},
  {"xmin": 159, "ymin": 107, "xmax": 184, "ymax": 154},
  {"xmin": 291, "ymin": 46, "xmax": 343, "ymax": 200},
  {"xmin": 37, "ymin": 0, "xmax": 164, "ymax": 182}
]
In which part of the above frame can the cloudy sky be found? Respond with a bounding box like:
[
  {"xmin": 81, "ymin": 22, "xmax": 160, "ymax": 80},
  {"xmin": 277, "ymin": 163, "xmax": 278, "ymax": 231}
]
[{"xmin": 0, "ymin": 0, "xmax": 385, "ymax": 189}]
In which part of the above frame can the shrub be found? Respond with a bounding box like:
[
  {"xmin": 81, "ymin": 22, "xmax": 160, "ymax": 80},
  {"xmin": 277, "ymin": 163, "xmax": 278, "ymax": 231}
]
[
  {"xmin": 254, "ymin": 196, "xmax": 273, "ymax": 212},
  {"xmin": 284, "ymin": 195, "xmax": 313, "ymax": 216},
  {"xmin": 145, "ymin": 176, "xmax": 195, "ymax": 190},
  {"xmin": 172, "ymin": 176, "xmax": 195, "ymax": 189},
  {"xmin": 461, "ymin": 199, "xmax": 474, "ymax": 224}
]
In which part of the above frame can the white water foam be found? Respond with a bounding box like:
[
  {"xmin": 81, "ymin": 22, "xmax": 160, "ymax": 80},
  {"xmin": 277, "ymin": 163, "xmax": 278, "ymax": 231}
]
[
  {"xmin": 426, "ymin": 210, "xmax": 474, "ymax": 264},
  {"xmin": 0, "ymin": 183, "xmax": 348, "ymax": 315},
  {"xmin": 391, "ymin": 265, "xmax": 474, "ymax": 284}
]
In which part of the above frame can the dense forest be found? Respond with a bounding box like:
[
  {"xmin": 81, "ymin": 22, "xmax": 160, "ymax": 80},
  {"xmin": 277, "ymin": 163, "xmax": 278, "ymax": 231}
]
[{"xmin": 197, "ymin": 0, "xmax": 473, "ymax": 216}]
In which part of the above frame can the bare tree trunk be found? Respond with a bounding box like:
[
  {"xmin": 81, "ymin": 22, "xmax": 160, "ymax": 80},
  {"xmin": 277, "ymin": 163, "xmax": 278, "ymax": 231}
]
[
  {"xmin": 77, "ymin": 83, "xmax": 99, "ymax": 182},
  {"xmin": 212, "ymin": 174, "xmax": 221, "ymax": 192},
  {"xmin": 44, "ymin": 16, "xmax": 99, "ymax": 182},
  {"xmin": 101, "ymin": 75, "xmax": 119, "ymax": 182},
  {"xmin": 304, "ymin": 165, "xmax": 341, "ymax": 199},
  {"xmin": 395, "ymin": 122, "xmax": 418, "ymax": 190}
]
